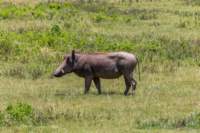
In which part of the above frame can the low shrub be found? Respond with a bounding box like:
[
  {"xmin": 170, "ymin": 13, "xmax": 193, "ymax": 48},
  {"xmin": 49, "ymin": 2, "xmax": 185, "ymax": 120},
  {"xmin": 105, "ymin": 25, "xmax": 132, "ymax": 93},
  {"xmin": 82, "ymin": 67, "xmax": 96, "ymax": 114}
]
[{"xmin": 6, "ymin": 103, "xmax": 33, "ymax": 122}]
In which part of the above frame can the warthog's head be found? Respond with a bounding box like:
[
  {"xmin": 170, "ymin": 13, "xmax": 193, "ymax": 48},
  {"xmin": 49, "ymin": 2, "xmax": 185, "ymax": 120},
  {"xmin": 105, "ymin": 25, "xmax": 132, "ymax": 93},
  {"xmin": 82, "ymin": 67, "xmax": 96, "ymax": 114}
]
[{"xmin": 53, "ymin": 50, "xmax": 77, "ymax": 77}]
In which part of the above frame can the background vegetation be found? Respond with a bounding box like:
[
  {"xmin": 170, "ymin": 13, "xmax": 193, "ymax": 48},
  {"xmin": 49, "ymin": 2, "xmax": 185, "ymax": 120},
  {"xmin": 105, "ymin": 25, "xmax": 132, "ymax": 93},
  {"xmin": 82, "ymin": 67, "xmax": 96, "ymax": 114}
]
[{"xmin": 0, "ymin": 0, "xmax": 200, "ymax": 132}]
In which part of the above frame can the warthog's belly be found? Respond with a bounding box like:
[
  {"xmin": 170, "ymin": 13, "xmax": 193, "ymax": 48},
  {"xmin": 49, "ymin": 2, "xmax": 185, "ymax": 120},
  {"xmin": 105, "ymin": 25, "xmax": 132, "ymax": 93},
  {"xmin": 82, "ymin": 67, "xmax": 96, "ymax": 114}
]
[
  {"xmin": 94, "ymin": 67, "xmax": 122, "ymax": 79},
  {"xmin": 98, "ymin": 73, "xmax": 122, "ymax": 79}
]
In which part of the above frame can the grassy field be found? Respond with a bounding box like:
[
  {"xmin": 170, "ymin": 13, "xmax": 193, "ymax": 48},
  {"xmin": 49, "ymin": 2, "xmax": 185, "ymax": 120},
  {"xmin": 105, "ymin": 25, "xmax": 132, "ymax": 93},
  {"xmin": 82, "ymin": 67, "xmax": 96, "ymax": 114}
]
[
  {"xmin": 0, "ymin": 67, "xmax": 200, "ymax": 132},
  {"xmin": 0, "ymin": 0, "xmax": 200, "ymax": 132}
]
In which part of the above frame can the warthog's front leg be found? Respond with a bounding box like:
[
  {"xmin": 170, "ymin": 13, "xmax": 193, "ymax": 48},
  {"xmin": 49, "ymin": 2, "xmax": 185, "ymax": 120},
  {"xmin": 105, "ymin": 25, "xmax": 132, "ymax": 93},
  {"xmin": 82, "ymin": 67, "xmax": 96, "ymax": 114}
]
[
  {"xmin": 93, "ymin": 77, "xmax": 101, "ymax": 94},
  {"xmin": 84, "ymin": 76, "xmax": 93, "ymax": 94}
]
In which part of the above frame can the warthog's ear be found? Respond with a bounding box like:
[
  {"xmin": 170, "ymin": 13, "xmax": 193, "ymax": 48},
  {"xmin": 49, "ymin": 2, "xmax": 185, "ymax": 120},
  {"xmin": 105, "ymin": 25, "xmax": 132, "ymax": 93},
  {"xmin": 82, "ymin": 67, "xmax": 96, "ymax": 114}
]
[{"xmin": 72, "ymin": 50, "xmax": 75, "ymax": 61}]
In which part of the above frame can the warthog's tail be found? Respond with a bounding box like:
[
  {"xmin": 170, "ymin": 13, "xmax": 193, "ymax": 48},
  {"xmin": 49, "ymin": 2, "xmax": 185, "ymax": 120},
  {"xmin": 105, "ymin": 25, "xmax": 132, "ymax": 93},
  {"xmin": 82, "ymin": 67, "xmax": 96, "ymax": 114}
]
[{"xmin": 136, "ymin": 57, "xmax": 141, "ymax": 81}]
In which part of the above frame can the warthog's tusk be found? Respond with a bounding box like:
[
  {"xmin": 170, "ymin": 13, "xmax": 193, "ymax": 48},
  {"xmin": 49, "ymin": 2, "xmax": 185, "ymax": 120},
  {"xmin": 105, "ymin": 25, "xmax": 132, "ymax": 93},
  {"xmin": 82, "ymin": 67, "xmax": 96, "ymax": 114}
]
[{"xmin": 61, "ymin": 69, "xmax": 65, "ymax": 73}]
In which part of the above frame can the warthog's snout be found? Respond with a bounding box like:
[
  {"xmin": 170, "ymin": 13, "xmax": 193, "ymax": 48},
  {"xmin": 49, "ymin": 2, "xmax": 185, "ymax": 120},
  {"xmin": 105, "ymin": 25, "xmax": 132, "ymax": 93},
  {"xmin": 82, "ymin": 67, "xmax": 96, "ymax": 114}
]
[{"xmin": 53, "ymin": 70, "xmax": 63, "ymax": 77}]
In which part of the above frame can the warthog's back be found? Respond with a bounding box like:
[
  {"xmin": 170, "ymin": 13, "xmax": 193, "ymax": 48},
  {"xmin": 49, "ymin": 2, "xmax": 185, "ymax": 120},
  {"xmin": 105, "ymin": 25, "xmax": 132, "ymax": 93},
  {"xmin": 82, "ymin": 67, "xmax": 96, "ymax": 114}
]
[
  {"xmin": 108, "ymin": 52, "xmax": 136, "ymax": 62},
  {"xmin": 109, "ymin": 52, "xmax": 137, "ymax": 68},
  {"xmin": 78, "ymin": 52, "xmax": 136, "ymax": 65}
]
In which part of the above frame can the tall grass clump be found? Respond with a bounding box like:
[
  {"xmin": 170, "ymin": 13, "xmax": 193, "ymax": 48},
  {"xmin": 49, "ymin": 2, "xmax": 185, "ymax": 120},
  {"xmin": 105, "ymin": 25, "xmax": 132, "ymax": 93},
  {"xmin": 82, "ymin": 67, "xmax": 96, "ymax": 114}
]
[
  {"xmin": 136, "ymin": 112, "xmax": 200, "ymax": 129},
  {"xmin": 0, "ymin": 34, "xmax": 14, "ymax": 60},
  {"xmin": 184, "ymin": 0, "xmax": 200, "ymax": 5}
]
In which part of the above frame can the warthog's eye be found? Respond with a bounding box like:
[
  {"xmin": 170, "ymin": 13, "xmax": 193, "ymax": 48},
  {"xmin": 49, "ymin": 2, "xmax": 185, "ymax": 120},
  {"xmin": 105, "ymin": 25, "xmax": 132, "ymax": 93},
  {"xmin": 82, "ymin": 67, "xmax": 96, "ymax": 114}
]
[
  {"xmin": 66, "ymin": 57, "xmax": 69, "ymax": 63},
  {"xmin": 66, "ymin": 57, "xmax": 71, "ymax": 64},
  {"xmin": 66, "ymin": 57, "xmax": 74, "ymax": 66}
]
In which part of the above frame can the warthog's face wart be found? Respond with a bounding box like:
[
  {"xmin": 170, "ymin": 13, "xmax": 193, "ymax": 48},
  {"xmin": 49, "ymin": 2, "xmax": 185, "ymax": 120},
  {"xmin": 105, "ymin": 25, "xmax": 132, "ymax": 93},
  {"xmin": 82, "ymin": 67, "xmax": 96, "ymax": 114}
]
[{"xmin": 54, "ymin": 51, "xmax": 76, "ymax": 77}]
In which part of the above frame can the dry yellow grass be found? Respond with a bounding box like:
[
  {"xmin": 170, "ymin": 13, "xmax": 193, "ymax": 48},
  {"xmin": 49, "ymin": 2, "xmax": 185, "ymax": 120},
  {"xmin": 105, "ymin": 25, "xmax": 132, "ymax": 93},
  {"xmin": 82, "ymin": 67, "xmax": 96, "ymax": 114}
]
[{"xmin": 0, "ymin": 19, "xmax": 52, "ymax": 32}]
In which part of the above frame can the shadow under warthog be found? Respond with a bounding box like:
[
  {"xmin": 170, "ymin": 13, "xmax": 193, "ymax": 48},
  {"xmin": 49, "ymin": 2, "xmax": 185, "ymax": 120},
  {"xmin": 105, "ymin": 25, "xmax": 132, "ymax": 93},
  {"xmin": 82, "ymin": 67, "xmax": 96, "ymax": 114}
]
[{"xmin": 54, "ymin": 89, "xmax": 134, "ymax": 97}]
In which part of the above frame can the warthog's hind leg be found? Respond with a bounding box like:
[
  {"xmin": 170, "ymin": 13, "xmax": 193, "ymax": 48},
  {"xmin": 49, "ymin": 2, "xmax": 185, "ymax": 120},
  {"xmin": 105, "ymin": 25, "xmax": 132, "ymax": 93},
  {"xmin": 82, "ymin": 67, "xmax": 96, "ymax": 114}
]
[
  {"xmin": 123, "ymin": 72, "xmax": 137, "ymax": 96},
  {"xmin": 123, "ymin": 75, "xmax": 131, "ymax": 96},
  {"xmin": 131, "ymin": 77, "xmax": 137, "ymax": 95},
  {"xmin": 93, "ymin": 77, "xmax": 101, "ymax": 94}
]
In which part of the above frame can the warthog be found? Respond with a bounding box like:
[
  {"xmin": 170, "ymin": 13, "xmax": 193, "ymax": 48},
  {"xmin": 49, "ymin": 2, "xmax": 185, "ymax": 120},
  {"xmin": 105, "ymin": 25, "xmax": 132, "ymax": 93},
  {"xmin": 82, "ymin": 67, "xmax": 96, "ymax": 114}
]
[{"xmin": 54, "ymin": 50, "xmax": 140, "ymax": 96}]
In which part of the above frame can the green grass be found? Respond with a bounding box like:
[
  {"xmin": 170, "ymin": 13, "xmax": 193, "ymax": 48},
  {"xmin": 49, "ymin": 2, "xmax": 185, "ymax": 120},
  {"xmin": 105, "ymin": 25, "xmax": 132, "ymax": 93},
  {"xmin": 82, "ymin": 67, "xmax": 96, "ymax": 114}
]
[{"xmin": 0, "ymin": 0, "xmax": 200, "ymax": 132}]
